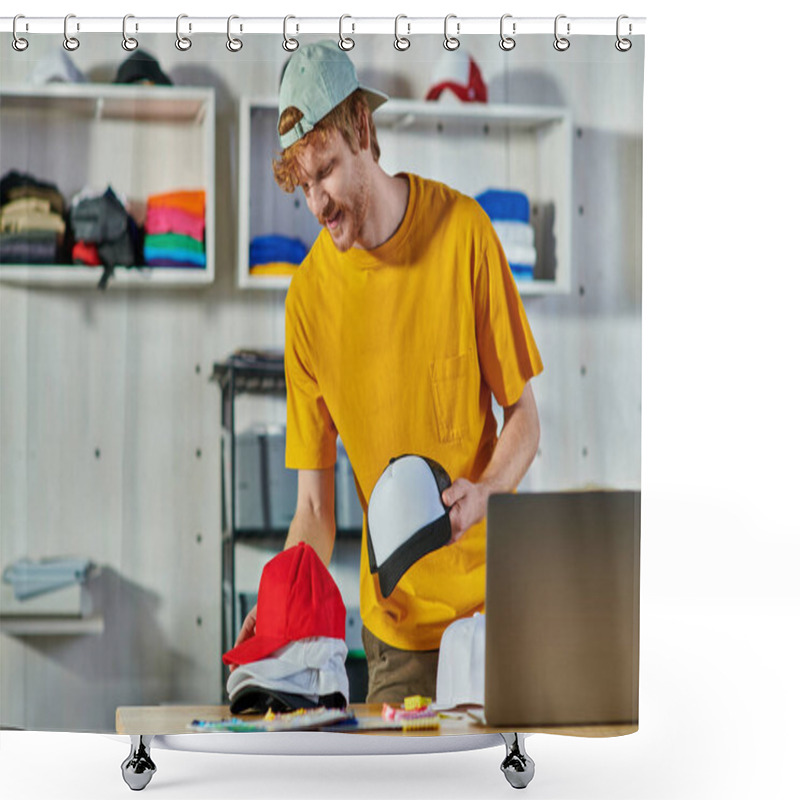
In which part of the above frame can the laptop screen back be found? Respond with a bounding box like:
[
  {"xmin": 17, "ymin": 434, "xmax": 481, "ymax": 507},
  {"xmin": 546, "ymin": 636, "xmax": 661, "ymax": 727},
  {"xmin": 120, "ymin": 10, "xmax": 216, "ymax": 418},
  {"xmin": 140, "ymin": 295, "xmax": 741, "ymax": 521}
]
[{"xmin": 484, "ymin": 491, "xmax": 640, "ymax": 727}]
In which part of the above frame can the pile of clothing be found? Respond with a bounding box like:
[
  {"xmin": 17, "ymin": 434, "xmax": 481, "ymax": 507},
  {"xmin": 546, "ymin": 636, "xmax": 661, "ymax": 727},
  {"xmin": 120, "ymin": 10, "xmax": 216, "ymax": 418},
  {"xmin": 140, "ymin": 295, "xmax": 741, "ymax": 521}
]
[
  {"xmin": 249, "ymin": 234, "xmax": 308, "ymax": 276},
  {"xmin": 475, "ymin": 188, "xmax": 537, "ymax": 280},
  {"xmin": 0, "ymin": 170, "xmax": 67, "ymax": 265},
  {"xmin": 143, "ymin": 190, "xmax": 206, "ymax": 269},
  {"xmin": 70, "ymin": 186, "xmax": 139, "ymax": 288},
  {"xmin": 223, "ymin": 542, "xmax": 349, "ymax": 713}
]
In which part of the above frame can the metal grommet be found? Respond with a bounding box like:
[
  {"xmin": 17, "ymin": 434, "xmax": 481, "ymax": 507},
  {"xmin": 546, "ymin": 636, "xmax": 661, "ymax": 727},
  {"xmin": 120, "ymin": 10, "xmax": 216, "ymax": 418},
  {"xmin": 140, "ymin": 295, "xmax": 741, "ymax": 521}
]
[
  {"xmin": 339, "ymin": 15, "xmax": 355, "ymax": 51},
  {"xmin": 500, "ymin": 13, "xmax": 516, "ymax": 51},
  {"xmin": 553, "ymin": 14, "xmax": 570, "ymax": 52},
  {"xmin": 615, "ymin": 14, "xmax": 632, "ymax": 52},
  {"xmin": 122, "ymin": 14, "xmax": 139, "ymax": 51},
  {"xmin": 12, "ymin": 14, "xmax": 29, "ymax": 52},
  {"xmin": 394, "ymin": 14, "xmax": 410, "ymax": 51},
  {"xmin": 283, "ymin": 15, "xmax": 299, "ymax": 52},
  {"xmin": 226, "ymin": 15, "xmax": 243, "ymax": 52},
  {"xmin": 63, "ymin": 13, "xmax": 80, "ymax": 51},
  {"xmin": 175, "ymin": 13, "xmax": 192, "ymax": 51},
  {"xmin": 443, "ymin": 14, "xmax": 460, "ymax": 51}
]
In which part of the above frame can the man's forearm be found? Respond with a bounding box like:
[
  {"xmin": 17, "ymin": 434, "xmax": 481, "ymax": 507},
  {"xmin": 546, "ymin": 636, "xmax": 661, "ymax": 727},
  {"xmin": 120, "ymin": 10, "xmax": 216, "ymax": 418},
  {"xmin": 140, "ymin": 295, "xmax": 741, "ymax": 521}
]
[
  {"xmin": 285, "ymin": 468, "xmax": 337, "ymax": 565},
  {"xmin": 285, "ymin": 504, "xmax": 336, "ymax": 566},
  {"xmin": 479, "ymin": 382, "xmax": 540, "ymax": 493}
]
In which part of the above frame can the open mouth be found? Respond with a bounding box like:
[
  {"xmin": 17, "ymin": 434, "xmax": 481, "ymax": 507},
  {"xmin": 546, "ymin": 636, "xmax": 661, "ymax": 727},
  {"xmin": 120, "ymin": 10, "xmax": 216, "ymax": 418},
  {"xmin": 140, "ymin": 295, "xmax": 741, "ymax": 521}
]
[{"xmin": 326, "ymin": 210, "xmax": 342, "ymax": 230}]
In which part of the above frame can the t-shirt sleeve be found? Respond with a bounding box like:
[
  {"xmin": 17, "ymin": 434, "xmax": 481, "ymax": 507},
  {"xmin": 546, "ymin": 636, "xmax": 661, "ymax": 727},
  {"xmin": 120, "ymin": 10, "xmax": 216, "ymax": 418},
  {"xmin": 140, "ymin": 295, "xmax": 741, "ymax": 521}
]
[
  {"xmin": 284, "ymin": 286, "xmax": 338, "ymax": 469},
  {"xmin": 473, "ymin": 211, "xmax": 544, "ymax": 407}
]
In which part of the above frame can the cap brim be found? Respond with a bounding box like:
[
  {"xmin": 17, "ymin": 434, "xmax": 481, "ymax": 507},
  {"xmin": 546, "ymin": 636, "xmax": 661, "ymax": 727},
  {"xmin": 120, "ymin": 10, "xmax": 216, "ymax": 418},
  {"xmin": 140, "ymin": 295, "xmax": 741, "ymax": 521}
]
[
  {"xmin": 374, "ymin": 513, "xmax": 451, "ymax": 598},
  {"xmin": 222, "ymin": 632, "xmax": 289, "ymax": 666},
  {"xmin": 229, "ymin": 687, "xmax": 318, "ymax": 715},
  {"xmin": 361, "ymin": 86, "xmax": 389, "ymax": 113}
]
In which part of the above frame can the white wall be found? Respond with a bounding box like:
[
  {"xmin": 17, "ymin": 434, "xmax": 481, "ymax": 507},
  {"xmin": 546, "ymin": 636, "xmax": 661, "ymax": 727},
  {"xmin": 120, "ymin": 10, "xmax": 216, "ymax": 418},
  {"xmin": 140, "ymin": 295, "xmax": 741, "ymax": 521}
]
[{"xmin": 0, "ymin": 33, "xmax": 642, "ymax": 730}]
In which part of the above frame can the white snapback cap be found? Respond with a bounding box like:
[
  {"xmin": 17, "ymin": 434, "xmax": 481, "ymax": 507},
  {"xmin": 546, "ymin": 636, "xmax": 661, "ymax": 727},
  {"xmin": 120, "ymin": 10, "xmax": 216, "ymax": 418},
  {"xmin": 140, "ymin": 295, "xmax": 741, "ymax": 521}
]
[
  {"xmin": 434, "ymin": 612, "xmax": 486, "ymax": 709},
  {"xmin": 366, "ymin": 455, "xmax": 452, "ymax": 598}
]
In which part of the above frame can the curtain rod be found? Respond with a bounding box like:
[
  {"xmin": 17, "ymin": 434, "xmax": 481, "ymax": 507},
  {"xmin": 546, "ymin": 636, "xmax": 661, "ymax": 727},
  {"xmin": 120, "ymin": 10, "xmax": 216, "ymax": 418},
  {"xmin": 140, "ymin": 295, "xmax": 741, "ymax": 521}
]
[{"xmin": 1, "ymin": 16, "xmax": 646, "ymax": 37}]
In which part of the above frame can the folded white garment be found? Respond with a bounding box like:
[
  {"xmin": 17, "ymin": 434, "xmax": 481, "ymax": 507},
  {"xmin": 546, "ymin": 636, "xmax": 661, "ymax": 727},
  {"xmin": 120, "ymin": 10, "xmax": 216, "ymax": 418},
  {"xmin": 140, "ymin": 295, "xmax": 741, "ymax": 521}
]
[
  {"xmin": 492, "ymin": 220, "xmax": 535, "ymax": 248},
  {"xmin": 502, "ymin": 243, "xmax": 537, "ymax": 267},
  {"xmin": 434, "ymin": 613, "xmax": 486, "ymax": 710},
  {"xmin": 226, "ymin": 636, "xmax": 350, "ymax": 703}
]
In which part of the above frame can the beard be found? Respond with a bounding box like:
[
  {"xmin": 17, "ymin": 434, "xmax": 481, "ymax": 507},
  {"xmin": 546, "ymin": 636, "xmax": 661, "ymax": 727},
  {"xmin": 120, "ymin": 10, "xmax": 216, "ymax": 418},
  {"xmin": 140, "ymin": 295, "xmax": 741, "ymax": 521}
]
[{"xmin": 321, "ymin": 161, "xmax": 370, "ymax": 252}]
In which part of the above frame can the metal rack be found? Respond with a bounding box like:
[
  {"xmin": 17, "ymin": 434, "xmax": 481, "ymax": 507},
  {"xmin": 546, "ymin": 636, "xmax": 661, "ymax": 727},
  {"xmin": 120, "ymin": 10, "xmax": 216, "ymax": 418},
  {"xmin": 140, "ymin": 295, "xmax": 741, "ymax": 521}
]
[{"xmin": 211, "ymin": 351, "xmax": 362, "ymax": 693}]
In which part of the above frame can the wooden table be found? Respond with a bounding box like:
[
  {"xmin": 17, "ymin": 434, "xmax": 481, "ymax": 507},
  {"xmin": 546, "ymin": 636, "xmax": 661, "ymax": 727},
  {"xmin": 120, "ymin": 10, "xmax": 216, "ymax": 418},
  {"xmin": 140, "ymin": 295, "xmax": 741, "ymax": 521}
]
[
  {"xmin": 115, "ymin": 704, "xmax": 636, "ymax": 792},
  {"xmin": 117, "ymin": 703, "xmax": 636, "ymax": 738}
]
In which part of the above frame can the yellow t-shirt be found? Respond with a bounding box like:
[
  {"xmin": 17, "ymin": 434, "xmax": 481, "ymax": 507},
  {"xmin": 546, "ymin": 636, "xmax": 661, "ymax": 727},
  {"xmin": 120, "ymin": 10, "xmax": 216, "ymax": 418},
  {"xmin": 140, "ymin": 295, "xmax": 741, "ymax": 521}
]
[{"xmin": 284, "ymin": 173, "xmax": 543, "ymax": 651}]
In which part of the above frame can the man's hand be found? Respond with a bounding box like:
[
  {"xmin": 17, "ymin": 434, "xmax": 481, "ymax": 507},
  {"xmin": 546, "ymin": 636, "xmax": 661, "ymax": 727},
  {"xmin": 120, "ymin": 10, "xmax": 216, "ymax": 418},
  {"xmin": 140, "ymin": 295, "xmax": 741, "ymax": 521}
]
[
  {"xmin": 229, "ymin": 605, "xmax": 257, "ymax": 672},
  {"xmin": 441, "ymin": 478, "xmax": 490, "ymax": 543}
]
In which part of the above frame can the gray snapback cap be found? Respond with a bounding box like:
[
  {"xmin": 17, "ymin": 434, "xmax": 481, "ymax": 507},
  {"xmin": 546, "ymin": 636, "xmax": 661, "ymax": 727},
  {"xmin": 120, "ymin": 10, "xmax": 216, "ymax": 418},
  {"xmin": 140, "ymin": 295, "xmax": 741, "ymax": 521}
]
[
  {"xmin": 278, "ymin": 40, "xmax": 389, "ymax": 150},
  {"xmin": 367, "ymin": 455, "xmax": 452, "ymax": 598}
]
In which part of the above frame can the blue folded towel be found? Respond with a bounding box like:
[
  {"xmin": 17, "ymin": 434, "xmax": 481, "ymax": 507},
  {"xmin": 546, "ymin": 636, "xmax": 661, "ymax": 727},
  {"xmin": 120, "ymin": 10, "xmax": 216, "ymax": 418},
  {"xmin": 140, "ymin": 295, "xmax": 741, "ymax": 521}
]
[
  {"xmin": 475, "ymin": 189, "xmax": 530, "ymax": 223},
  {"xmin": 3, "ymin": 557, "xmax": 94, "ymax": 600},
  {"xmin": 249, "ymin": 235, "xmax": 308, "ymax": 267},
  {"xmin": 144, "ymin": 245, "xmax": 206, "ymax": 266}
]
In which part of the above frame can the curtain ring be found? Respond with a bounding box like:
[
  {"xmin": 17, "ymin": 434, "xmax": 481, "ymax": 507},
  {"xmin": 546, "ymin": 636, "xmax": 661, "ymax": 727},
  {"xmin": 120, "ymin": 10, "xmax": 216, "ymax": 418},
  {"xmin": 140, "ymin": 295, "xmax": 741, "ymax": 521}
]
[
  {"xmin": 63, "ymin": 13, "xmax": 80, "ymax": 51},
  {"xmin": 615, "ymin": 15, "xmax": 632, "ymax": 52},
  {"xmin": 339, "ymin": 15, "xmax": 355, "ymax": 51},
  {"xmin": 443, "ymin": 14, "xmax": 460, "ymax": 51},
  {"xmin": 12, "ymin": 15, "xmax": 29, "ymax": 52},
  {"xmin": 175, "ymin": 14, "xmax": 192, "ymax": 51},
  {"xmin": 553, "ymin": 14, "xmax": 570, "ymax": 51},
  {"xmin": 122, "ymin": 14, "xmax": 139, "ymax": 52},
  {"xmin": 500, "ymin": 14, "xmax": 516, "ymax": 51},
  {"xmin": 227, "ymin": 15, "xmax": 243, "ymax": 52},
  {"xmin": 394, "ymin": 15, "xmax": 410, "ymax": 51},
  {"xmin": 283, "ymin": 15, "xmax": 299, "ymax": 52}
]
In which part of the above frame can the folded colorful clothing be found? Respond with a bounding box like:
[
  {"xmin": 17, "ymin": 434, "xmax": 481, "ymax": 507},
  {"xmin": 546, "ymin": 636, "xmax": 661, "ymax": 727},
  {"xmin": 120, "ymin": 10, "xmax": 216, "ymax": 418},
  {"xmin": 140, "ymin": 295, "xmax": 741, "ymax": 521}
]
[
  {"xmin": 492, "ymin": 219, "xmax": 535, "ymax": 248},
  {"xmin": 249, "ymin": 262, "xmax": 300, "ymax": 276},
  {"xmin": 0, "ymin": 231, "xmax": 59, "ymax": 264},
  {"xmin": 2, "ymin": 557, "xmax": 94, "ymax": 601},
  {"xmin": 145, "ymin": 205, "xmax": 205, "ymax": 240},
  {"xmin": 143, "ymin": 258, "xmax": 205, "ymax": 268},
  {"xmin": 1, "ymin": 197, "xmax": 52, "ymax": 216},
  {"xmin": 475, "ymin": 188, "xmax": 530, "ymax": 223},
  {"xmin": 1, "ymin": 170, "xmax": 65, "ymax": 216},
  {"xmin": 249, "ymin": 234, "xmax": 308, "ymax": 267},
  {"xmin": 501, "ymin": 244, "xmax": 537, "ymax": 267},
  {"xmin": 147, "ymin": 190, "xmax": 205, "ymax": 218},
  {"xmin": 143, "ymin": 246, "xmax": 206, "ymax": 267},
  {"xmin": 0, "ymin": 211, "xmax": 66, "ymax": 235},
  {"xmin": 144, "ymin": 232, "xmax": 204, "ymax": 254},
  {"xmin": 509, "ymin": 263, "xmax": 535, "ymax": 279}
]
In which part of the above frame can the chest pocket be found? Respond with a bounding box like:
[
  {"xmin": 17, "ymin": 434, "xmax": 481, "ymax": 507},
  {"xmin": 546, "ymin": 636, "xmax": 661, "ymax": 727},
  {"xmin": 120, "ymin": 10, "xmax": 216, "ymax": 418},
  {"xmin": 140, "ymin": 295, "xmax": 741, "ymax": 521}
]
[{"xmin": 430, "ymin": 351, "xmax": 472, "ymax": 443}]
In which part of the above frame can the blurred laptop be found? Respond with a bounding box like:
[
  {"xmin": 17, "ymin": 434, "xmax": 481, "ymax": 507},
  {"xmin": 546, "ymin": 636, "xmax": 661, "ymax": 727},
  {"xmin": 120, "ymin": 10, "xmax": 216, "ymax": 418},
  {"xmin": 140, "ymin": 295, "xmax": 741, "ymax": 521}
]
[{"xmin": 483, "ymin": 491, "xmax": 640, "ymax": 728}]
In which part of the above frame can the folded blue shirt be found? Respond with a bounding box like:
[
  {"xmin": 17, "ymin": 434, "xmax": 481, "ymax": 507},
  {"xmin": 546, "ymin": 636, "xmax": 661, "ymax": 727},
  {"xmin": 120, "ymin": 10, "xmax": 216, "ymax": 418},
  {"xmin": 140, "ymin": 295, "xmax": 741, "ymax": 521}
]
[
  {"xmin": 3, "ymin": 557, "xmax": 94, "ymax": 600},
  {"xmin": 144, "ymin": 245, "xmax": 206, "ymax": 266},
  {"xmin": 475, "ymin": 189, "xmax": 530, "ymax": 223},
  {"xmin": 249, "ymin": 235, "xmax": 308, "ymax": 267}
]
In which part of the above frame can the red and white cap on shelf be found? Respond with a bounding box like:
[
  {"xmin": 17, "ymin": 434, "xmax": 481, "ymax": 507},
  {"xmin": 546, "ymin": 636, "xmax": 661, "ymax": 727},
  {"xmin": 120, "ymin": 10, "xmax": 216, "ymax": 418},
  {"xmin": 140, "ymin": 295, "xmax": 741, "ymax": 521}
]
[{"xmin": 425, "ymin": 50, "xmax": 488, "ymax": 103}]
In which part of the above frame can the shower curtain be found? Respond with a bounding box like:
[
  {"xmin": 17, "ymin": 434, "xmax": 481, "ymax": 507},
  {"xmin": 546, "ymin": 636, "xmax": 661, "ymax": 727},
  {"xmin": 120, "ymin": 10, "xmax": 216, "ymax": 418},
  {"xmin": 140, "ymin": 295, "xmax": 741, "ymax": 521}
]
[{"xmin": 0, "ymin": 21, "xmax": 644, "ymax": 735}]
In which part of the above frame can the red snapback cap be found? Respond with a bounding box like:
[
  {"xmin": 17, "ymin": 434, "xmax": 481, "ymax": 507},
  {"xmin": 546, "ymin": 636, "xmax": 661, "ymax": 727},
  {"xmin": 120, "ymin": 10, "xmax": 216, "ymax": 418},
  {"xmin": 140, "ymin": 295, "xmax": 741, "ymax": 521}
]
[{"xmin": 222, "ymin": 542, "xmax": 346, "ymax": 666}]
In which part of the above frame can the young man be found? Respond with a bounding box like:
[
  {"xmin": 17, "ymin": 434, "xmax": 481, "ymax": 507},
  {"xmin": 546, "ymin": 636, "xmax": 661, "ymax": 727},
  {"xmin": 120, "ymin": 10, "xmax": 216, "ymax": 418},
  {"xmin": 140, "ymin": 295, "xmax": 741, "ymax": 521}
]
[{"xmin": 235, "ymin": 40, "xmax": 543, "ymax": 703}]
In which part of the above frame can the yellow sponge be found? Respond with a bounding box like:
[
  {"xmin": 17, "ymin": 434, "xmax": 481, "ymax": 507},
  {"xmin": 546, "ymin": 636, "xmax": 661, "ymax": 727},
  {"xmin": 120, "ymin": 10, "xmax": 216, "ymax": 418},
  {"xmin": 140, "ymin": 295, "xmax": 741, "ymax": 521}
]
[{"xmin": 403, "ymin": 695, "xmax": 432, "ymax": 711}]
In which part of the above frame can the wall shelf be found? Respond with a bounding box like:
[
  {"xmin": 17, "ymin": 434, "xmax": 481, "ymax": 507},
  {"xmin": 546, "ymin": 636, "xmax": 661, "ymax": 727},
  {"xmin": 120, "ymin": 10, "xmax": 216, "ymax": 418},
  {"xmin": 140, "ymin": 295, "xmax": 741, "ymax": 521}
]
[
  {"xmin": 0, "ymin": 83, "xmax": 216, "ymax": 288},
  {"xmin": 237, "ymin": 96, "xmax": 572, "ymax": 295},
  {"xmin": 0, "ymin": 614, "xmax": 104, "ymax": 637}
]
